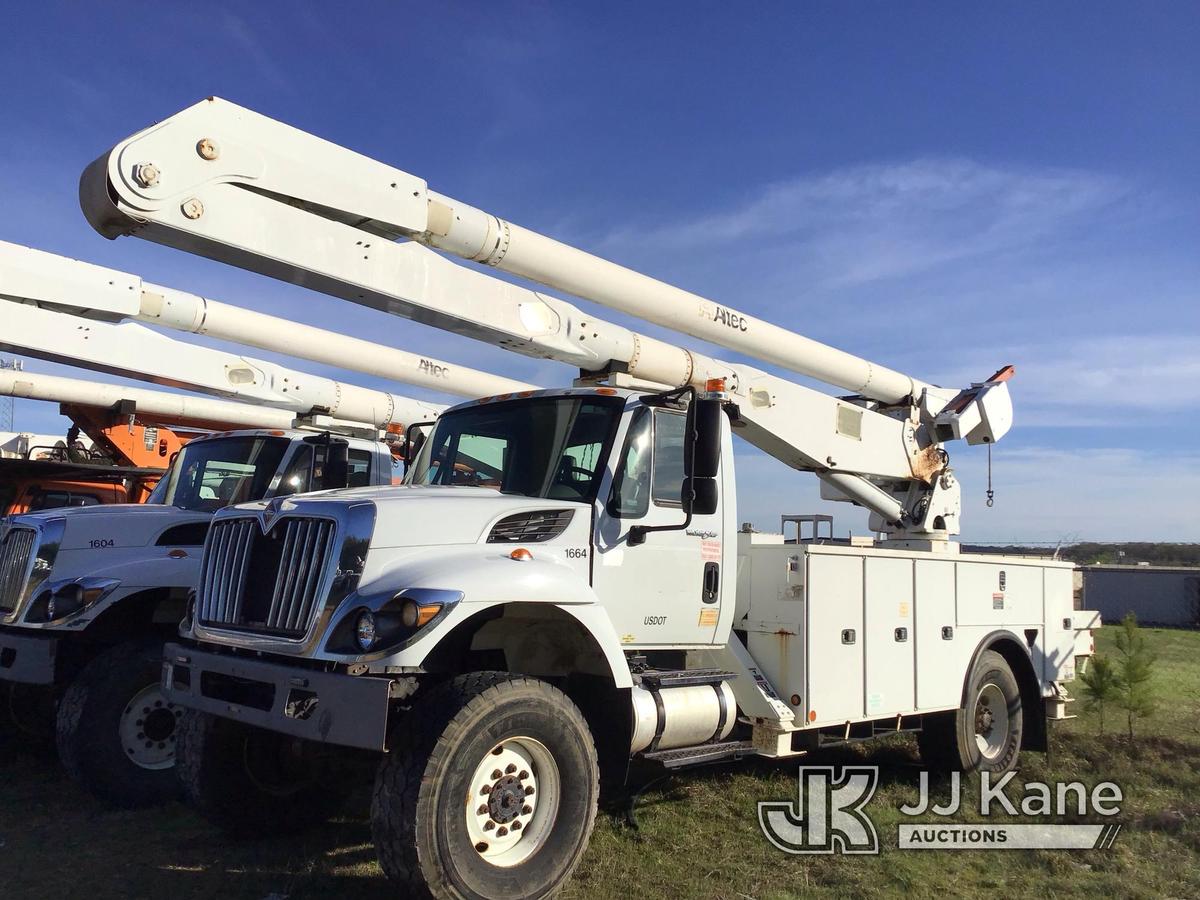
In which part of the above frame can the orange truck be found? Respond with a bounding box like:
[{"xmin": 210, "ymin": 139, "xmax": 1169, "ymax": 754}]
[{"xmin": 0, "ymin": 402, "xmax": 195, "ymax": 515}]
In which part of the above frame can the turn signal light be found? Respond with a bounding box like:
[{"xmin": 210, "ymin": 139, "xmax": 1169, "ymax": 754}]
[
  {"xmin": 400, "ymin": 599, "xmax": 442, "ymax": 628},
  {"xmin": 509, "ymin": 548, "xmax": 534, "ymax": 562}
]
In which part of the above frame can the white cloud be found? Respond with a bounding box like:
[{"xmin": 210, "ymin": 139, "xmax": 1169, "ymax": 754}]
[{"xmin": 599, "ymin": 159, "xmax": 1130, "ymax": 288}]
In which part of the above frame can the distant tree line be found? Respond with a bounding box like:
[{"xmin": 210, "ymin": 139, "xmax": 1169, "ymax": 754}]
[
  {"xmin": 1064, "ymin": 543, "xmax": 1200, "ymax": 567},
  {"xmin": 961, "ymin": 543, "xmax": 1200, "ymax": 568}
]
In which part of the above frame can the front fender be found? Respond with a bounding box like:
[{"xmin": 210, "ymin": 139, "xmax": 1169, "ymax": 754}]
[{"xmin": 323, "ymin": 547, "xmax": 632, "ymax": 688}]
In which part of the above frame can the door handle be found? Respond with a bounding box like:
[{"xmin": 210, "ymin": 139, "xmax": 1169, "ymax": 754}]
[{"xmin": 702, "ymin": 562, "xmax": 719, "ymax": 604}]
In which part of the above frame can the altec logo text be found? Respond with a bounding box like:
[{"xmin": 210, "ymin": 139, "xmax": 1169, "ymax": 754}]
[{"xmin": 758, "ymin": 766, "xmax": 1124, "ymax": 854}]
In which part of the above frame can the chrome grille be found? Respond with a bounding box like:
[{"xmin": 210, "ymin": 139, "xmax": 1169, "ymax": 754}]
[
  {"xmin": 197, "ymin": 516, "xmax": 337, "ymax": 638},
  {"xmin": 0, "ymin": 527, "xmax": 38, "ymax": 615}
]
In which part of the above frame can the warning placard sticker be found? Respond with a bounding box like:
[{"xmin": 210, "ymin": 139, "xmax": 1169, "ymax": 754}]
[{"xmin": 701, "ymin": 539, "xmax": 721, "ymax": 562}]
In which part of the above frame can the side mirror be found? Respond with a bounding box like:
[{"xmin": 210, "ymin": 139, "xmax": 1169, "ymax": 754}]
[
  {"xmin": 687, "ymin": 399, "xmax": 722, "ymax": 479},
  {"xmin": 326, "ymin": 441, "xmax": 349, "ymax": 488},
  {"xmin": 683, "ymin": 477, "xmax": 719, "ymax": 516},
  {"xmin": 680, "ymin": 398, "xmax": 722, "ymax": 517}
]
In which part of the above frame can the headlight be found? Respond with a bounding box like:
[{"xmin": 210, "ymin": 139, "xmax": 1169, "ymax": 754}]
[
  {"xmin": 27, "ymin": 577, "xmax": 119, "ymax": 623},
  {"xmin": 46, "ymin": 584, "xmax": 83, "ymax": 621},
  {"xmin": 355, "ymin": 610, "xmax": 377, "ymax": 651},
  {"xmin": 331, "ymin": 589, "xmax": 461, "ymax": 656}
]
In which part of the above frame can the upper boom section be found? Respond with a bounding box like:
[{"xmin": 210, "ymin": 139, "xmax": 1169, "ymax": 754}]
[
  {"xmin": 79, "ymin": 98, "xmax": 1016, "ymax": 537},
  {"xmin": 81, "ymin": 98, "xmax": 923, "ymax": 404}
]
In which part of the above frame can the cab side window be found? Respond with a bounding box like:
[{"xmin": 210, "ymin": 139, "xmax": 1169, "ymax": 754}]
[
  {"xmin": 607, "ymin": 408, "xmax": 651, "ymax": 518},
  {"xmin": 347, "ymin": 448, "xmax": 372, "ymax": 488},
  {"xmin": 274, "ymin": 445, "xmax": 313, "ymax": 497},
  {"xmin": 30, "ymin": 491, "xmax": 102, "ymax": 511},
  {"xmin": 651, "ymin": 410, "xmax": 686, "ymax": 507}
]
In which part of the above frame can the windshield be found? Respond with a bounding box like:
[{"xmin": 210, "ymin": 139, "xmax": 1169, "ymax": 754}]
[
  {"xmin": 408, "ymin": 397, "xmax": 624, "ymax": 502},
  {"xmin": 147, "ymin": 436, "xmax": 292, "ymax": 511}
]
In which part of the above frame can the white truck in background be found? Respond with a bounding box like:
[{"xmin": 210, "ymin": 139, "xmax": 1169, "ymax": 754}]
[
  {"xmin": 0, "ymin": 243, "xmax": 528, "ymax": 806},
  {"xmin": 83, "ymin": 99, "xmax": 1098, "ymax": 899}
]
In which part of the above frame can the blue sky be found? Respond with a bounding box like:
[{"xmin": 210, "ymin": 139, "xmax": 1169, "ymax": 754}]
[{"xmin": 1, "ymin": 3, "xmax": 1197, "ymax": 542}]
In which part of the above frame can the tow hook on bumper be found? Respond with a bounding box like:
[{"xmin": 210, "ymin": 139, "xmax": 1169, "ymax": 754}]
[
  {"xmin": 0, "ymin": 629, "xmax": 57, "ymax": 685},
  {"xmin": 161, "ymin": 642, "xmax": 393, "ymax": 750}
]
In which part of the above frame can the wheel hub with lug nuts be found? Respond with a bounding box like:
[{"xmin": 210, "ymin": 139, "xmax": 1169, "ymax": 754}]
[
  {"xmin": 465, "ymin": 736, "xmax": 560, "ymax": 868},
  {"xmin": 119, "ymin": 683, "xmax": 182, "ymax": 771},
  {"xmin": 973, "ymin": 683, "xmax": 1009, "ymax": 760}
]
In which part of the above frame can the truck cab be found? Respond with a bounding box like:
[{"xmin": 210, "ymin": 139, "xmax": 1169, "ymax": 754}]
[
  {"xmin": 1, "ymin": 469, "xmax": 130, "ymax": 515},
  {"xmin": 0, "ymin": 426, "xmax": 394, "ymax": 807}
]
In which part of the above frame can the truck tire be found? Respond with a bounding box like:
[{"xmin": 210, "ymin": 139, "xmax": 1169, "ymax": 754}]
[
  {"xmin": 372, "ymin": 672, "xmax": 599, "ymax": 900},
  {"xmin": 55, "ymin": 638, "xmax": 182, "ymax": 807},
  {"xmin": 175, "ymin": 709, "xmax": 349, "ymax": 836},
  {"xmin": 917, "ymin": 649, "xmax": 1023, "ymax": 775}
]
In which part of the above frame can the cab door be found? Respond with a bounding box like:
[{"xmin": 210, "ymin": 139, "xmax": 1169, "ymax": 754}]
[{"xmin": 592, "ymin": 406, "xmax": 726, "ymax": 646}]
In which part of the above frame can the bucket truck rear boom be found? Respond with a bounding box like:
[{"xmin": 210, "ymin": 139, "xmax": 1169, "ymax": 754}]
[
  {"xmin": 0, "ymin": 239, "xmax": 533, "ymax": 400},
  {"xmin": 2, "ymin": 300, "xmax": 444, "ymax": 433},
  {"xmin": 78, "ymin": 99, "xmax": 1092, "ymax": 900}
]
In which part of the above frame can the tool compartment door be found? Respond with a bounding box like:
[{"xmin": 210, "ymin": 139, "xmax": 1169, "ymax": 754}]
[
  {"xmin": 1041, "ymin": 566, "xmax": 1078, "ymax": 683},
  {"xmin": 805, "ymin": 552, "xmax": 864, "ymax": 725},
  {"xmin": 914, "ymin": 558, "xmax": 961, "ymax": 710},
  {"xmin": 863, "ymin": 556, "xmax": 915, "ymax": 717}
]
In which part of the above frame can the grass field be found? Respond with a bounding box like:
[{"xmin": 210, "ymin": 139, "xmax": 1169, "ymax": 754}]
[{"xmin": 2, "ymin": 625, "xmax": 1198, "ymax": 898}]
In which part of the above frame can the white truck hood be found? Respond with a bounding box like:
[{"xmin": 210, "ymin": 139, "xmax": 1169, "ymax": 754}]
[
  {"xmin": 12, "ymin": 503, "xmax": 211, "ymax": 551},
  {"xmin": 233, "ymin": 485, "xmax": 587, "ymax": 549}
]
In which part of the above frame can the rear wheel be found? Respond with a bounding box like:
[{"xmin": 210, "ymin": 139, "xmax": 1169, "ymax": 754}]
[
  {"xmin": 917, "ymin": 649, "xmax": 1023, "ymax": 775},
  {"xmin": 55, "ymin": 639, "xmax": 182, "ymax": 807},
  {"xmin": 175, "ymin": 709, "xmax": 350, "ymax": 836},
  {"xmin": 372, "ymin": 672, "xmax": 599, "ymax": 900}
]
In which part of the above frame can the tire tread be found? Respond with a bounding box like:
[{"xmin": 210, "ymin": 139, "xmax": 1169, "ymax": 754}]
[{"xmin": 372, "ymin": 672, "xmax": 598, "ymax": 900}]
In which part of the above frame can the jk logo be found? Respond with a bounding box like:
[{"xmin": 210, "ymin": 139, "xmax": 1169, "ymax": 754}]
[{"xmin": 758, "ymin": 766, "xmax": 880, "ymax": 854}]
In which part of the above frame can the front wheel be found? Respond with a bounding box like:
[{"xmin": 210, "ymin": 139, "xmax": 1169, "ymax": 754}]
[
  {"xmin": 372, "ymin": 672, "xmax": 599, "ymax": 900},
  {"xmin": 917, "ymin": 648, "xmax": 1023, "ymax": 775},
  {"xmin": 55, "ymin": 638, "xmax": 182, "ymax": 807}
]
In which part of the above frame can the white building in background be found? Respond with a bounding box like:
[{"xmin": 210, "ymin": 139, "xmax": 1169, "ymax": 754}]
[
  {"xmin": 0, "ymin": 432, "xmax": 94, "ymax": 459},
  {"xmin": 1082, "ymin": 565, "xmax": 1200, "ymax": 628}
]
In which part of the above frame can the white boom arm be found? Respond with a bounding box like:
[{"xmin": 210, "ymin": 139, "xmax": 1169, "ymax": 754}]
[
  {"xmin": 1, "ymin": 302, "xmax": 444, "ymax": 432},
  {"xmin": 0, "ymin": 240, "xmax": 532, "ymax": 399},
  {"xmin": 81, "ymin": 98, "xmax": 1016, "ymax": 537},
  {"xmin": 0, "ymin": 368, "xmax": 300, "ymax": 431}
]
